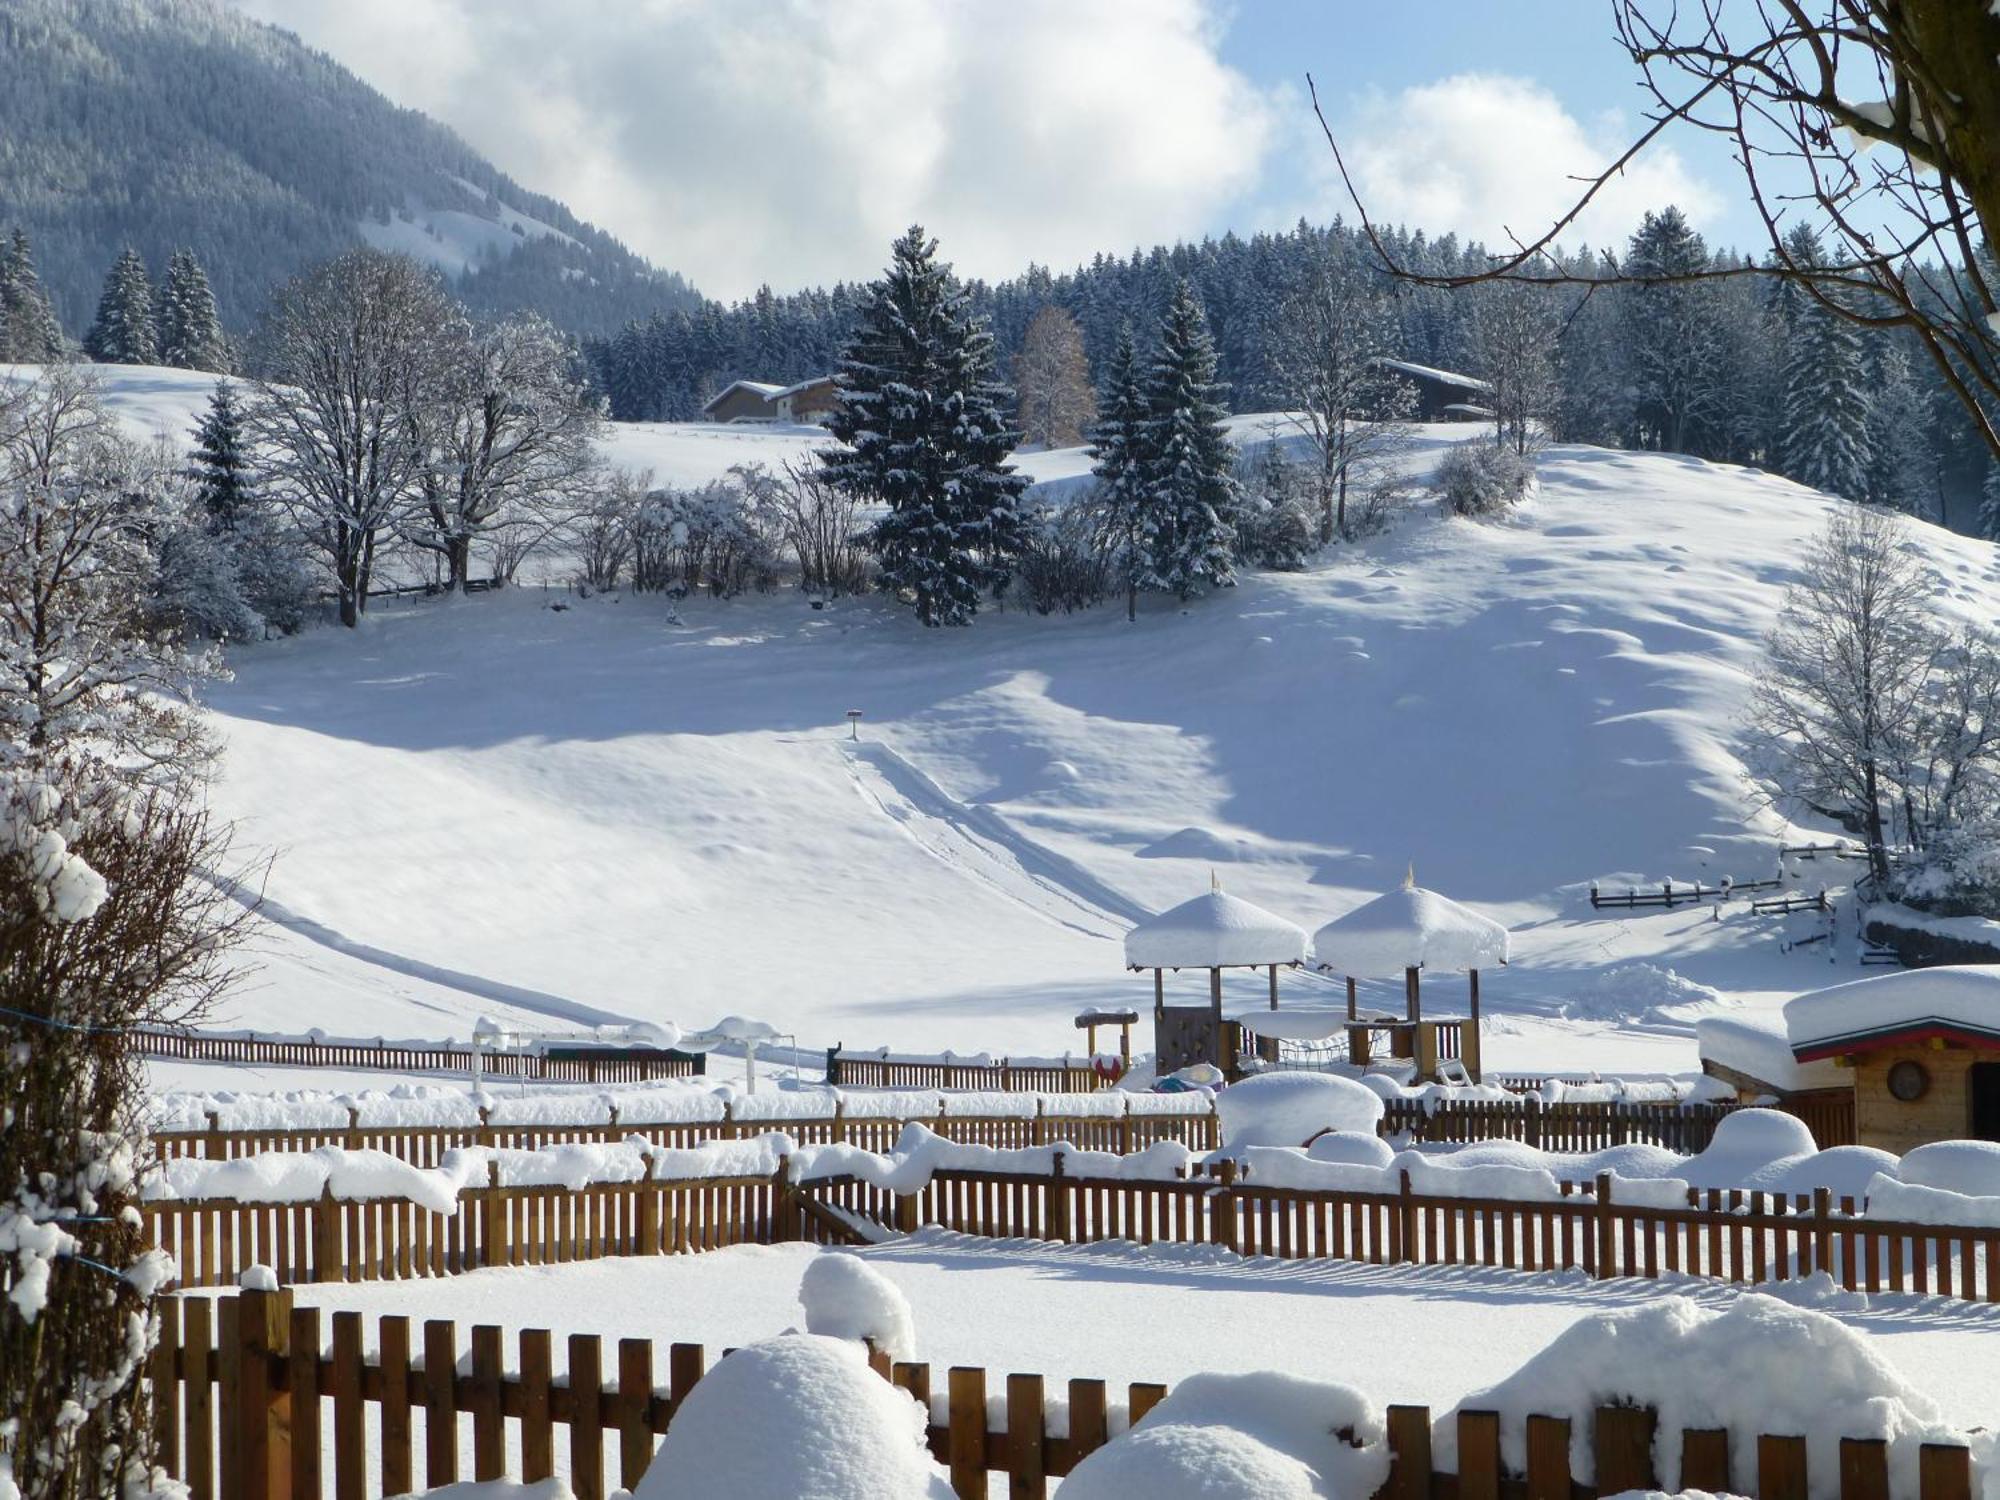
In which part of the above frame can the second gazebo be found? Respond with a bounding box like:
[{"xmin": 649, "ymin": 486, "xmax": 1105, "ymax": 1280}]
[
  {"xmin": 1126, "ymin": 887, "xmax": 1307, "ymax": 1074},
  {"xmin": 1311, "ymin": 876, "xmax": 1509, "ymax": 1082}
]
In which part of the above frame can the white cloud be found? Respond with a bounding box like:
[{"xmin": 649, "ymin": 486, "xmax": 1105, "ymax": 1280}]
[
  {"xmin": 1301, "ymin": 74, "xmax": 1721, "ymax": 255},
  {"xmin": 224, "ymin": 0, "xmax": 1282, "ymax": 300}
]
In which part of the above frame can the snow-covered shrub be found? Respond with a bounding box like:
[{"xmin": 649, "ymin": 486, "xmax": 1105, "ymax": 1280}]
[
  {"xmin": 1434, "ymin": 441, "xmax": 1533, "ymax": 516},
  {"xmin": 151, "ymin": 516, "xmax": 264, "ymax": 642},
  {"xmin": 1215, "ymin": 1073, "xmax": 1384, "ymax": 1150},
  {"xmin": 1013, "ymin": 501, "xmax": 1109, "ymax": 615},
  {"xmin": 628, "ymin": 477, "xmax": 782, "ymax": 599},
  {"xmin": 1887, "ymin": 820, "xmax": 2000, "ymax": 917},
  {"xmin": 798, "ymin": 1252, "xmax": 915, "ymax": 1363},
  {"xmin": 1060, "ymin": 1370, "xmax": 1390, "ymax": 1500},
  {"xmin": 1432, "ymin": 1295, "xmax": 1964, "ymax": 1500},
  {"xmin": 635, "ymin": 1335, "xmax": 952, "ymax": 1499},
  {"xmin": 1233, "ymin": 443, "xmax": 1316, "ymax": 570}
]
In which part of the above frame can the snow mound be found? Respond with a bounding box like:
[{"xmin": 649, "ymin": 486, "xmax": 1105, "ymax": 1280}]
[
  {"xmin": 1434, "ymin": 1295, "xmax": 1962, "ymax": 1500},
  {"xmin": 1060, "ymin": 1370, "xmax": 1390, "ymax": 1500},
  {"xmin": 1137, "ymin": 827, "xmax": 1259, "ymax": 863},
  {"xmin": 1311, "ymin": 885, "xmax": 1509, "ymax": 977},
  {"xmin": 1564, "ymin": 964, "xmax": 1723, "ymax": 1023},
  {"xmin": 1897, "ymin": 1140, "xmax": 2000, "ymax": 1198},
  {"xmin": 1684, "ymin": 1108, "xmax": 1816, "ymax": 1180},
  {"xmin": 1125, "ymin": 890, "xmax": 1307, "ymax": 970},
  {"xmin": 1306, "ymin": 1131, "xmax": 1396, "ymax": 1168},
  {"xmin": 635, "ymin": 1335, "xmax": 951, "ymax": 1500},
  {"xmin": 799, "ymin": 1252, "xmax": 915, "ymax": 1364},
  {"xmin": 1216, "ymin": 1073, "xmax": 1385, "ymax": 1149}
]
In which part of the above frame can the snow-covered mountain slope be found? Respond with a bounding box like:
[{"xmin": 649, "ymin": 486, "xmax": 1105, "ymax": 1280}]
[{"xmin": 154, "ymin": 394, "xmax": 2000, "ymax": 1074}]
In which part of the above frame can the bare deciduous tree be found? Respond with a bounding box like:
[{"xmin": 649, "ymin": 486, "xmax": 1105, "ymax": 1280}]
[
  {"xmin": 246, "ymin": 250, "xmax": 458, "ymax": 626},
  {"xmin": 1313, "ymin": 1, "xmax": 2000, "ymax": 462},
  {"xmin": 409, "ymin": 312, "xmax": 602, "ymax": 592},
  {"xmin": 568, "ymin": 466, "xmax": 648, "ymax": 592},
  {"xmin": 1265, "ymin": 250, "xmax": 1414, "ymax": 542},
  {"xmin": 1013, "ymin": 305, "xmax": 1096, "ymax": 450},
  {"xmin": 761, "ymin": 458, "xmax": 869, "ymax": 599},
  {"xmin": 1466, "ymin": 281, "xmax": 1562, "ymax": 456}
]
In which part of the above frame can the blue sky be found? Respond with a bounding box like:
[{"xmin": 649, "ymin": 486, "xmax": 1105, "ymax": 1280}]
[{"xmin": 229, "ymin": 0, "xmax": 1750, "ymax": 299}]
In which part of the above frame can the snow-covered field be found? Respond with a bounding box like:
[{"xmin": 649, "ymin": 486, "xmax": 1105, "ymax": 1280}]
[
  {"xmin": 43, "ymin": 362, "xmax": 2000, "ymax": 1082},
  {"xmin": 266, "ymin": 1231, "xmax": 2000, "ymax": 1429}
]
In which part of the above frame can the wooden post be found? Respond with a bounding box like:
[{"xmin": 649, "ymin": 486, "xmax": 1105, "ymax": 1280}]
[
  {"xmin": 1119, "ymin": 1020, "xmax": 1132, "ymax": 1067},
  {"xmin": 1466, "ymin": 969, "xmax": 1483, "ymax": 1083},
  {"xmin": 311, "ymin": 1184, "xmax": 340, "ymax": 1282},
  {"xmin": 1397, "ymin": 1168, "xmax": 1418, "ymax": 1264},
  {"xmin": 948, "ymin": 1367, "xmax": 987, "ymax": 1498},
  {"xmin": 1213, "ymin": 1158, "xmax": 1238, "ymax": 1254},
  {"xmin": 1048, "ymin": 1150, "xmax": 1071, "ymax": 1243},
  {"xmin": 1595, "ymin": 1172, "xmax": 1616, "ymax": 1279},
  {"xmin": 1415, "ymin": 1023, "xmax": 1439, "ymax": 1083},
  {"xmin": 1268, "ymin": 963, "xmax": 1279, "ymax": 1009},
  {"xmin": 235, "ymin": 1287, "xmax": 293, "ymax": 1500},
  {"xmin": 423, "ymin": 1320, "xmax": 458, "ymax": 1486},
  {"xmin": 1383, "ymin": 1406, "xmax": 1433, "ymax": 1500},
  {"xmin": 1405, "ymin": 966, "xmax": 1421, "ymax": 1024},
  {"xmin": 1346, "ymin": 975, "xmax": 1358, "ymax": 1020},
  {"xmin": 1007, "ymin": 1372, "xmax": 1046, "ymax": 1500},
  {"xmin": 772, "ymin": 1156, "xmax": 797, "ymax": 1243},
  {"xmin": 481, "ymin": 1159, "xmax": 511, "ymax": 1269},
  {"xmin": 287, "ymin": 1305, "xmax": 321, "ymax": 1500}
]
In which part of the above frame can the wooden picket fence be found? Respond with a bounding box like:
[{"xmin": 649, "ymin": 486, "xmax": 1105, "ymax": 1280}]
[
  {"xmin": 806, "ymin": 1162, "xmax": 2000, "ymax": 1304},
  {"xmin": 1380, "ymin": 1093, "xmax": 1856, "ymax": 1151},
  {"xmin": 136, "ymin": 1028, "xmax": 705, "ymax": 1084},
  {"xmin": 142, "ymin": 1164, "xmax": 825, "ymax": 1289},
  {"xmin": 825, "ymin": 1045, "xmax": 1103, "ymax": 1091},
  {"xmin": 153, "ymin": 1288, "xmax": 1979, "ymax": 1500},
  {"xmin": 150, "ymin": 1095, "xmax": 1221, "ymax": 1166}
]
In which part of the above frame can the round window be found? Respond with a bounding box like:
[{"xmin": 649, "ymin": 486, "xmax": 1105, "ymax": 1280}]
[{"xmin": 1887, "ymin": 1059, "xmax": 1930, "ymax": 1103}]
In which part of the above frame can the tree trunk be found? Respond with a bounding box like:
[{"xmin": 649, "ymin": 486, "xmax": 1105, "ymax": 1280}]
[
  {"xmin": 1863, "ymin": 756, "xmax": 1890, "ymax": 886},
  {"xmin": 447, "ymin": 535, "xmax": 472, "ymax": 593}
]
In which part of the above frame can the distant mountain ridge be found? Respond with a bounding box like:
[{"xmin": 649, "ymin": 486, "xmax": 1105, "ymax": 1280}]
[{"xmin": 0, "ymin": 0, "xmax": 700, "ymax": 336}]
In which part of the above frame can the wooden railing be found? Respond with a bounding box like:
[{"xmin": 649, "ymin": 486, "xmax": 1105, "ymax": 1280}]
[
  {"xmin": 809, "ymin": 1162, "xmax": 2000, "ymax": 1304},
  {"xmin": 1380, "ymin": 1094, "xmax": 1856, "ymax": 1151},
  {"xmin": 136, "ymin": 1028, "xmax": 705, "ymax": 1083},
  {"xmin": 154, "ymin": 1288, "xmax": 1979, "ymax": 1500},
  {"xmin": 151, "ymin": 1096, "xmax": 1220, "ymax": 1165},
  {"xmin": 824, "ymin": 1044, "xmax": 1103, "ymax": 1091}
]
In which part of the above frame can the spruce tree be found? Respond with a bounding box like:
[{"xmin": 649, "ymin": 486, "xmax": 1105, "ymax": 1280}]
[
  {"xmin": 822, "ymin": 225, "xmax": 1028, "ymax": 627},
  {"xmin": 188, "ymin": 379, "xmax": 252, "ymax": 530},
  {"xmin": 1137, "ymin": 280, "xmax": 1238, "ymax": 600},
  {"xmin": 1087, "ymin": 329, "xmax": 1149, "ymax": 621},
  {"xmin": 1863, "ymin": 341, "xmax": 1933, "ymax": 517},
  {"xmin": 83, "ymin": 248, "xmax": 157, "ymax": 365},
  {"xmin": 157, "ymin": 249, "xmax": 229, "ymax": 373},
  {"xmin": 1777, "ymin": 228, "xmax": 1869, "ymax": 500},
  {"xmin": 0, "ymin": 230, "xmax": 64, "ymax": 361},
  {"xmin": 1981, "ymin": 465, "xmax": 2000, "ymax": 542}
]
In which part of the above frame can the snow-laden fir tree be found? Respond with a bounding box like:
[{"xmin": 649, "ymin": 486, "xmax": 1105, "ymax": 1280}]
[
  {"xmin": 83, "ymin": 248, "xmax": 157, "ymax": 366},
  {"xmin": 1982, "ymin": 465, "xmax": 2000, "ymax": 542},
  {"xmin": 156, "ymin": 248, "xmax": 229, "ymax": 373},
  {"xmin": 1622, "ymin": 207, "xmax": 1726, "ymax": 453},
  {"xmin": 1, "ymin": 229, "xmax": 65, "ymax": 361},
  {"xmin": 822, "ymin": 225, "xmax": 1028, "ymax": 627},
  {"xmin": 178, "ymin": 381, "xmax": 316, "ymax": 636},
  {"xmin": 188, "ymin": 379, "xmax": 251, "ymax": 529},
  {"xmin": 1087, "ymin": 328, "xmax": 1150, "ymax": 621},
  {"xmin": 1136, "ymin": 280, "xmax": 1238, "ymax": 600},
  {"xmin": 1776, "ymin": 225, "xmax": 1869, "ymax": 500},
  {"xmin": 1863, "ymin": 340, "xmax": 1934, "ymax": 517}
]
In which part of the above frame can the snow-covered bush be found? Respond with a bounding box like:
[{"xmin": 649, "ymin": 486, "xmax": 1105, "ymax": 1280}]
[
  {"xmin": 1434, "ymin": 441, "xmax": 1533, "ymax": 516},
  {"xmin": 1215, "ymin": 1073, "xmax": 1384, "ymax": 1150},
  {"xmin": 1887, "ymin": 820, "xmax": 2000, "ymax": 917},
  {"xmin": 635, "ymin": 1335, "xmax": 952, "ymax": 1499},
  {"xmin": 629, "ymin": 477, "xmax": 781, "ymax": 598},
  {"xmin": 799, "ymin": 1252, "xmax": 915, "ymax": 1363},
  {"xmin": 1013, "ymin": 500, "xmax": 1109, "ymax": 615},
  {"xmin": 1060, "ymin": 1370, "xmax": 1390, "ymax": 1500},
  {"xmin": 1433, "ymin": 1295, "xmax": 1964, "ymax": 1500},
  {"xmin": 1233, "ymin": 443, "xmax": 1316, "ymax": 570}
]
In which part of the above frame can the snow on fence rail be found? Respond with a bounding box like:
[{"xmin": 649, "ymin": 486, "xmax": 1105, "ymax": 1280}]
[
  {"xmin": 1381, "ymin": 1095, "xmax": 1856, "ymax": 1152},
  {"xmin": 150, "ymin": 1090, "xmax": 1222, "ymax": 1165},
  {"xmin": 136, "ymin": 1027, "xmax": 707, "ymax": 1083},
  {"xmin": 156, "ymin": 1287, "xmax": 1980, "ymax": 1500}
]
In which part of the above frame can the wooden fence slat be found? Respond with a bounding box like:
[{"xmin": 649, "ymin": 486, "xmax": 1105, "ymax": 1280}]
[
  {"xmin": 1681, "ymin": 1428, "xmax": 1731, "ymax": 1494},
  {"xmin": 1595, "ymin": 1403, "xmax": 1657, "ymax": 1494},
  {"xmin": 422, "ymin": 1320, "xmax": 458, "ymax": 1487},
  {"xmin": 667, "ymin": 1342, "xmax": 705, "ymax": 1419},
  {"xmin": 330, "ymin": 1312, "xmax": 364, "ymax": 1500},
  {"xmin": 184, "ymin": 1296, "xmax": 214, "ymax": 1500},
  {"xmin": 1067, "ymin": 1378, "xmax": 1108, "ymax": 1469},
  {"xmin": 1007, "ymin": 1373, "xmax": 1045, "ymax": 1500},
  {"xmin": 1384, "ymin": 1405, "xmax": 1432, "ymax": 1500},
  {"xmin": 948, "ymin": 1367, "xmax": 987, "ymax": 1500},
  {"xmin": 470, "ymin": 1325, "xmax": 505, "ymax": 1482},
  {"xmin": 152, "ymin": 1294, "xmax": 181, "ymax": 1477},
  {"xmin": 378, "ymin": 1316, "xmax": 413, "ymax": 1500},
  {"xmin": 1840, "ymin": 1437, "xmax": 1890, "ymax": 1500},
  {"xmin": 1128, "ymin": 1383, "xmax": 1167, "ymax": 1428},
  {"xmin": 1457, "ymin": 1410, "xmax": 1501, "ymax": 1500},
  {"xmin": 288, "ymin": 1304, "xmax": 321, "ymax": 1500},
  {"xmin": 569, "ymin": 1333, "xmax": 606, "ymax": 1500},
  {"xmin": 520, "ymin": 1330, "xmax": 555, "ymax": 1482},
  {"xmin": 618, "ymin": 1339, "xmax": 655, "ymax": 1489},
  {"xmin": 1919, "ymin": 1444, "xmax": 1973, "ymax": 1500},
  {"xmin": 1524, "ymin": 1414, "xmax": 1571, "ymax": 1500},
  {"xmin": 1760, "ymin": 1433, "xmax": 1810, "ymax": 1500}
]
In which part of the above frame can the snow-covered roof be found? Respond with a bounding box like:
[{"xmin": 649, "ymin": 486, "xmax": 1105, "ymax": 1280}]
[
  {"xmin": 1696, "ymin": 1012, "xmax": 1844, "ymax": 1093},
  {"xmin": 1373, "ymin": 357, "xmax": 1493, "ymax": 393},
  {"xmin": 769, "ymin": 376, "xmax": 837, "ymax": 401},
  {"xmin": 1785, "ymin": 965, "xmax": 2000, "ymax": 1060},
  {"xmin": 1227, "ymin": 1005, "xmax": 1352, "ymax": 1041},
  {"xmin": 1124, "ymin": 890, "xmax": 1307, "ymax": 970},
  {"xmin": 1311, "ymin": 884, "xmax": 1510, "ymax": 976},
  {"xmin": 699, "ymin": 380, "xmax": 784, "ymax": 413},
  {"xmin": 1441, "ymin": 403, "xmax": 1496, "ymax": 417}
]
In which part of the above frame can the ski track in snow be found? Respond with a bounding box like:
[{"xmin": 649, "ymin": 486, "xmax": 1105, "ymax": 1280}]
[
  {"xmin": 842, "ymin": 740, "xmax": 1151, "ymax": 940},
  {"xmin": 212, "ymin": 876, "xmax": 636, "ymax": 1031}
]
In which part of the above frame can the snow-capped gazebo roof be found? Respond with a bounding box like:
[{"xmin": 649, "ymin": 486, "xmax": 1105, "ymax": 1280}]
[
  {"xmin": 1786, "ymin": 966, "xmax": 2000, "ymax": 1061},
  {"xmin": 1124, "ymin": 890, "xmax": 1307, "ymax": 971},
  {"xmin": 1311, "ymin": 884, "xmax": 1510, "ymax": 977}
]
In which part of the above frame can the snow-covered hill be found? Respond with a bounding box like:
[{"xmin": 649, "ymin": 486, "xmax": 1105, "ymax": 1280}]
[{"xmin": 43, "ymin": 364, "xmax": 2000, "ymax": 1075}]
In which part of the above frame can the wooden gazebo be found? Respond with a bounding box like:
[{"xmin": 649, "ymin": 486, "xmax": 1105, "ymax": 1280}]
[
  {"xmin": 1125, "ymin": 887, "xmax": 1306, "ymax": 1073},
  {"xmin": 1311, "ymin": 876, "xmax": 1509, "ymax": 1082}
]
